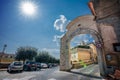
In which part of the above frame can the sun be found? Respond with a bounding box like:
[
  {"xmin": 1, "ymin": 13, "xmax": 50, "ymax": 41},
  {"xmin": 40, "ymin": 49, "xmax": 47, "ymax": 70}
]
[
  {"xmin": 21, "ymin": 2, "xmax": 35, "ymax": 15},
  {"xmin": 19, "ymin": 1, "xmax": 38, "ymax": 18}
]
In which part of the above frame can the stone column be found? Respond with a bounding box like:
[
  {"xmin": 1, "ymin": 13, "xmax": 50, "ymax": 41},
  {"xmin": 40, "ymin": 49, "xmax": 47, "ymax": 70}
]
[{"xmin": 60, "ymin": 38, "xmax": 71, "ymax": 71}]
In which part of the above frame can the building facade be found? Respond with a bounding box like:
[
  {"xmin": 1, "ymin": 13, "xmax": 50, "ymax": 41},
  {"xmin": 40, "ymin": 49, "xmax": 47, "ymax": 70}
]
[{"xmin": 0, "ymin": 52, "xmax": 15, "ymax": 68}]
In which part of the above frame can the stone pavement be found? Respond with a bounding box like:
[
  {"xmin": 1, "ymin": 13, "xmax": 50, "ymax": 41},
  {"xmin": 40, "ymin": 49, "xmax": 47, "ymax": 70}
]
[{"xmin": 0, "ymin": 65, "xmax": 105, "ymax": 80}]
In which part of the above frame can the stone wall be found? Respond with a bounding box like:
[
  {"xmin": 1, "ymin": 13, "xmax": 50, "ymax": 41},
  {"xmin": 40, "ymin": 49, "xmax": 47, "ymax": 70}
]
[
  {"xmin": 92, "ymin": 0, "xmax": 120, "ymax": 20},
  {"xmin": 91, "ymin": 0, "xmax": 120, "ymax": 53}
]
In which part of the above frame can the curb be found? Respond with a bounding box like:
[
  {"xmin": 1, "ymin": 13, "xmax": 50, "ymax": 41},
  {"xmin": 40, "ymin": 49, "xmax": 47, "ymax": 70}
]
[{"xmin": 0, "ymin": 68, "xmax": 7, "ymax": 71}]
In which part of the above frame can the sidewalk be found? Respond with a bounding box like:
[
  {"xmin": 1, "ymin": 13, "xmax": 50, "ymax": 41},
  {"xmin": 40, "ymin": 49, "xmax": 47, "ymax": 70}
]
[
  {"xmin": 70, "ymin": 64, "xmax": 103, "ymax": 80},
  {"xmin": 0, "ymin": 68, "xmax": 7, "ymax": 71}
]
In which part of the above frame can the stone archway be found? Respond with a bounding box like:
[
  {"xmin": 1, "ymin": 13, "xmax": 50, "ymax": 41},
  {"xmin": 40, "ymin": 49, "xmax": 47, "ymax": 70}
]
[{"xmin": 60, "ymin": 15, "xmax": 107, "ymax": 76}]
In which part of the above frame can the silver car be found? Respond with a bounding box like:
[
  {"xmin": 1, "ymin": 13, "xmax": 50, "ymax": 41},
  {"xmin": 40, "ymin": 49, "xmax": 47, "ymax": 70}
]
[
  {"xmin": 7, "ymin": 61, "xmax": 23, "ymax": 73},
  {"xmin": 41, "ymin": 63, "xmax": 48, "ymax": 68}
]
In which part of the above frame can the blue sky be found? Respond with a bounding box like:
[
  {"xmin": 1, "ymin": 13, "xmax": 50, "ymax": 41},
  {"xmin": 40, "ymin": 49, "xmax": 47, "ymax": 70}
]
[
  {"xmin": 70, "ymin": 34, "xmax": 94, "ymax": 48},
  {"xmin": 0, "ymin": 0, "xmax": 92, "ymax": 59}
]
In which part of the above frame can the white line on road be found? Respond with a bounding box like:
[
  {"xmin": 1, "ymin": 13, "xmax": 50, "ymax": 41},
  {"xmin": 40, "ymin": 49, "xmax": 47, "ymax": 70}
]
[
  {"xmin": 3, "ymin": 79, "xmax": 18, "ymax": 80},
  {"xmin": 48, "ymin": 78, "xmax": 56, "ymax": 80},
  {"xmin": 3, "ymin": 75, "xmax": 35, "ymax": 80}
]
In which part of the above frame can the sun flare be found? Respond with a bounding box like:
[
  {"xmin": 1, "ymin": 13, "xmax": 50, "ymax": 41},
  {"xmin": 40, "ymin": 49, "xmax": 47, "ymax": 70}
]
[{"xmin": 19, "ymin": 1, "xmax": 38, "ymax": 18}]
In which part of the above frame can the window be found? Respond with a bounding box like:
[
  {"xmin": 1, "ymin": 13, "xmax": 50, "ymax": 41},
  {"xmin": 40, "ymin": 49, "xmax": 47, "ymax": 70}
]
[{"xmin": 113, "ymin": 43, "xmax": 120, "ymax": 52}]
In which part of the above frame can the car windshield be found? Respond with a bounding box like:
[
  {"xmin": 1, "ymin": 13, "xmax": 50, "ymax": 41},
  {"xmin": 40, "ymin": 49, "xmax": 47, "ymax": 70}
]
[
  {"xmin": 36, "ymin": 63, "xmax": 41, "ymax": 65},
  {"xmin": 26, "ymin": 62, "xmax": 36, "ymax": 64},
  {"xmin": 14, "ymin": 62, "xmax": 22, "ymax": 66},
  {"xmin": 30, "ymin": 62, "xmax": 36, "ymax": 64}
]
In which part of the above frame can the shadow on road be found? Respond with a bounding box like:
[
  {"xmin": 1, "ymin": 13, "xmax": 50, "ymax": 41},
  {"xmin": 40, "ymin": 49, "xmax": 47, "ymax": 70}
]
[
  {"xmin": 68, "ymin": 71, "xmax": 102, "ymax": 79},
  {"xmin": 7, "ymin": 71, "xmax": 22, "ymax": 74}
]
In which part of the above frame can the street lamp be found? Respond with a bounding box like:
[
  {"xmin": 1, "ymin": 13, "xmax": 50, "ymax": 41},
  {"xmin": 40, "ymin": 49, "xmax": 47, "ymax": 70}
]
[{"xmin": 2, "ymin": 44, "xmax": 7, "ymax": 54}]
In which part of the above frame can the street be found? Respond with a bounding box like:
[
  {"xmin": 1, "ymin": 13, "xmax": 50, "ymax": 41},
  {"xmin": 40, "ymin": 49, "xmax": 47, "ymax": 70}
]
[{"xmin": 0, "ymin": 64, "xmax": 104, "ymax": 80}]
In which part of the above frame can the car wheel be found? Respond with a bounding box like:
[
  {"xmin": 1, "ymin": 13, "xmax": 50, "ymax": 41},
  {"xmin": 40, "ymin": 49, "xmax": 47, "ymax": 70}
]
[
  {"xmin": 36, "ymin": 68, "xmax": 39, "ymax": 71},
  {"xmin": 24, "ymin": 66, "xmax": 28, "ymax": 71},
  {"xmin": 34, "ymin": 67, "xmax": 37, "ymax": 71},
  {"xmin": 19, "ymin": 70, "xmax": 23, "ymax": 73},
  {"xmin": 7, "ymin": 67, "xmax": 12, "ymax": 73}
]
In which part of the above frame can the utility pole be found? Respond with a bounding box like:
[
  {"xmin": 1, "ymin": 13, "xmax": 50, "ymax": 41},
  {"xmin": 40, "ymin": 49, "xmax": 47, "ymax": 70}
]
[{"xmin": 2, "ymin": 44, "xmax": 7, "ymax": 54}]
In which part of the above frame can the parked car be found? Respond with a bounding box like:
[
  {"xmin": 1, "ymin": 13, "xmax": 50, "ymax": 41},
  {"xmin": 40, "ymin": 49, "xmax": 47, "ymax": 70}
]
[
  {"xmin": 52, "ymin": 63, "xmax": 58, "ymax": 67},
  {"xmin": 47, "ymin": 63, "xmax": 52, "ymax": 68},
  {"xmin": 41, "ymin": 63, "xmax": 48, "ymax": 68},
  {"xmin": 36, "ymin": 62, "xmax": 41, "ymax": 70},
  {"xmin": 23, "ymin": 61, "xmax": 37, "ymax": 71},
  {"xmin": 7, "ymin": 61, "xmax": 23, "ymax": 73}
]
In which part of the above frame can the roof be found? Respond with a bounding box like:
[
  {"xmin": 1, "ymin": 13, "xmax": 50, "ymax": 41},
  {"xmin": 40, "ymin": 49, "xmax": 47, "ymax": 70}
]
[{"xmin": 0, "ymin": 52, "xmax": 15, "ymax": 57}]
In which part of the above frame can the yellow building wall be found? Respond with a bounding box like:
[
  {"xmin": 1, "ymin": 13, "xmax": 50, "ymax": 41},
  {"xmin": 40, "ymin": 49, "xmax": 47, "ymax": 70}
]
[
  {"xmin": 89, "ymin": 44, "xmax": 97, "ymax": 56},
  {"xmin": 89, "ymin": 44, "xmax": 98, "ymax": 62},
  {"xmin": 78, "ymin": 50, "xmax": 91, "ymax": 61},
  {"xmin": 0, "ymin": 58, "xmax": 14, "ymax": 63}
]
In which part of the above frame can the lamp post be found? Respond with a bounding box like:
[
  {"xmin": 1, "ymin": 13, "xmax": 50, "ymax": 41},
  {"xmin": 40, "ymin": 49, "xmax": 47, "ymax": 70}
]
[{"xmin": 2, "ymin": 44, "xmax": 7, "ymax": 54}]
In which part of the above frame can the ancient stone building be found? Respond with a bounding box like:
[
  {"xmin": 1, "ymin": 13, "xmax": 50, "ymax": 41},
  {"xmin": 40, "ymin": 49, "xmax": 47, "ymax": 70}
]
[{"xmin": 60, "ymin": 0, "xmax": 120, "ymax": 77}]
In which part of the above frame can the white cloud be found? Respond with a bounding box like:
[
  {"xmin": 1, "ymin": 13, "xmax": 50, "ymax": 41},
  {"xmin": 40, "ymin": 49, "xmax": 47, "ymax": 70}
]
[
  {"xmin": 53, "ymin": 15, "xmax": 70, "ymax": 47},
  {"xmin": 42, "ymin": 48, "xmax": 60, "ymax": 59},
  {"xmin": 53, "ymin": 34, "xmax": 64, "ymax": 42},
  {"xmin": 54, "ymin": 15, "xmax": 70, "ymax": 32},
  {"xmin": 53, "ymin": 34, "xmax": 64, "ymax": 46},
  {"xmin": 42, "ymin": 48, "xmax": 59, "ymax": 52},
  {"xmin": 70, "ymin": 34, "xmax": 94, "ymax": 47}
]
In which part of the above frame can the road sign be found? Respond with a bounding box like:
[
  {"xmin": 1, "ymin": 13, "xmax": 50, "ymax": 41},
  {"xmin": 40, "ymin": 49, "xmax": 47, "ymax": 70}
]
[{"xmin": 95, "ymin": 42, "xmax": 102, "ymax": 48}]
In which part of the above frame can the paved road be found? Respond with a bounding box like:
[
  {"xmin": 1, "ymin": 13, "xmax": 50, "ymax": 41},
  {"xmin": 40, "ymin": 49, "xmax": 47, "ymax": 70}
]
[{"xmin": 0, "ymin": 64, "xmax": 105, "ymax": 80}]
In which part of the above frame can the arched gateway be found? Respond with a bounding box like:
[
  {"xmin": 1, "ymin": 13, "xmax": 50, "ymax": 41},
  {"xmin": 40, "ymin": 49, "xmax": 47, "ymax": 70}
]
[{"xmin": 60, "ymin": 15, "xmax": 107, "ymax": 76}]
